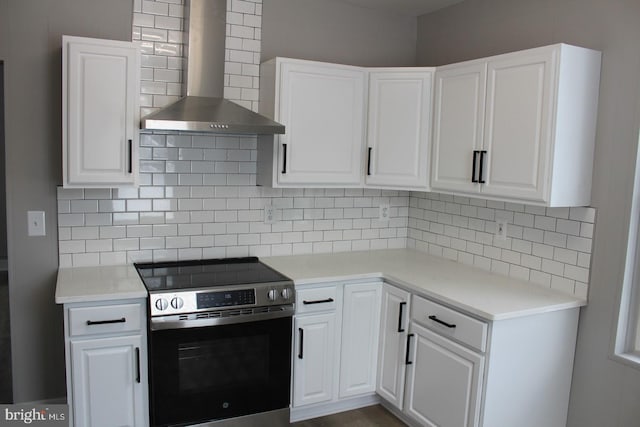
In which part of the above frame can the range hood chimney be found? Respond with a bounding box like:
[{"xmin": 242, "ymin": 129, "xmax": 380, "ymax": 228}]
[{"xmin": 140, "ymin": 0, "xmax": 284, "ymax": 134}]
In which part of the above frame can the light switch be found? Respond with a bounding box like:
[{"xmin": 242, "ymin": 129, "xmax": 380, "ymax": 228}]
[{"xmin": 27, "ymin": 211, "xmax": 46, "ymax": 236}]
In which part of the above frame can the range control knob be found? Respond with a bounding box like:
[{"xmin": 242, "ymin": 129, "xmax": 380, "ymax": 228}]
[
  {"xmin": 267, "ymin": 289, "xmax": 278, "ymax": 302},
  {"xmin": 281, "ymin": 288, "xmax": 292, "ymax": 300},
  {"xmin": 171, "ymin": 297, "xmax": 184, "ymax": 310},
  {"xmin": 155, "ymin": 298, "xmax": 169, "ymax": 311}
]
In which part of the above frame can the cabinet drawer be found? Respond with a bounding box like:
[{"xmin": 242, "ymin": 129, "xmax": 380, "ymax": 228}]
[
  {"xmin": 68, "ymin": 304, "xmax": 143, "ymax": 337},
  {"xmin": 296, "ymin": 286, "xmax": 337, "ymax": 314},
  {"xmin": 411, "ymin": 296, "xmax": 487, "ymax": 352}
]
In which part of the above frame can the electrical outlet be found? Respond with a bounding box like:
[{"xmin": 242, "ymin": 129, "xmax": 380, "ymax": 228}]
[
  {"xmin": 379, "ymin": 204, "xmax": 390, "ymax": 222},
  {"xmin": 28, "ymin": 211, "xmax": 46, "ymax": 236},
  {"xmin": 495, "ymin": 220, "xmax": 508, "ymax": 241},
  {"xmin": 264, "ymin": 204, "xmax": 277, "ymax": 224}
]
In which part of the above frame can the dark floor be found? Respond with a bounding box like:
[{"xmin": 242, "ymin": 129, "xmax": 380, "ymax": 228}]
[
  {"xmin": 291, "ymin": 405, "xmax": 406, "ymax": 427},
  {"xmin": 0, "ymin": 270, "xmax": 12, "ymax": 403}
]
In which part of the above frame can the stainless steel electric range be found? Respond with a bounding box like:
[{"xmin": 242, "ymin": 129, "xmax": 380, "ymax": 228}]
[{"xmin": 134, "ymin": 257, "xmax": 295, "ymax": 427}]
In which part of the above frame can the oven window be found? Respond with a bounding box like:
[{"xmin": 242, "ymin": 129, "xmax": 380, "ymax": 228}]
[
  {"xmin": 178, "ymin": 335, "xmax": 269, "ymax": 392},
  {"xmin": 149, "ymin": 316, "xmax": 291, "ymax": 427}
]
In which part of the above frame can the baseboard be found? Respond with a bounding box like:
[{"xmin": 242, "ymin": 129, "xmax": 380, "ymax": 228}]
[{"xmin": 290, "ymin": 394, "xmax": 380, "ymax": 422}]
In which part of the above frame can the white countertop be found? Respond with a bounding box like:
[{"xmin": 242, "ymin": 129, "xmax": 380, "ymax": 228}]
[
  {"xmin": 262, "ymin": 249, "xmax": 586, "ymax": 321},
  {"xmin": 55, "ymin": 264, "xmax": 147, "ymax": 304}
]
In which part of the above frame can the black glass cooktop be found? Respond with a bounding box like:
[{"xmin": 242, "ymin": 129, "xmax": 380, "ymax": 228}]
[{"xmin": 134, "ymin": 257, "xmax": 291, "ymax": 292}]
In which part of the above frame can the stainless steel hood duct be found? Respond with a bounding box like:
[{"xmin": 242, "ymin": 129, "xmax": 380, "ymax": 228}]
[{"xmin": 140, "ymin": 0, "xmax": 284, "ymax": 134}]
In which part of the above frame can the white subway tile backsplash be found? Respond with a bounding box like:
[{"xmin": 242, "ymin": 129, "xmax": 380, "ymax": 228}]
[{"xmin": 407, "ymin": 192, "xmax": 595, "ymax": 297}]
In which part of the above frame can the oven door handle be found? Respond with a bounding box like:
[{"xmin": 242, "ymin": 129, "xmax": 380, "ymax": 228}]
[{"xmin": 149, "ymin": 305, "xmax": 295, "ymax": 331}]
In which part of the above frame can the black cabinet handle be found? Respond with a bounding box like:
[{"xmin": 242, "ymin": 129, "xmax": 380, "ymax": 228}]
[
  {"xmin": 367, "ymin": 147, "xmax": 372, "ymax": 175},
  {"xmin": 86, "ymin": 317, "xmax": 126, "ymax": 326},
  {"xmin": 135, "ymin": 347, "xmax": 141, "ymax": 383},
  {"xmin": 127, "ymin": 139, "xmax": 133, "ymax": 174},
  {"xmin": 302, "ymin": 298, "xmax": 334, "ymax": 305},
  {"xmin": 405, "ymin": 333, "xmax": 414, "ymax": 365},
  {"xmin": 478, "ymin": 150, "xmax": 487, "ymax": 184},
  {"xmin": 471, "ymin": 150, "xmax": 479, "ymax": 183},
  {"xmin": 298, "ymin": 328, "xmax": 304, "ymax": 359},
  {"xmin": 397, "ymin": 301, "xmax": 406, "ymax": 333},
  {"xmin": 281, "ymin": 143, "xmax": 287, "ymax": 174},
  {"xmin": 428, "ymin": 315, "xmax": 457, "ymax": 329}
]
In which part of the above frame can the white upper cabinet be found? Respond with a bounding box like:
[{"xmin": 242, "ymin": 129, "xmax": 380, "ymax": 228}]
[
  {"xmin": 259, "ymin": 58, "xmax": 366, "ymax": 187},
  {"xmin": 365, "ymin": 69, "xmax": 434, "ymax": 190},
  {"xmin": 431, "ymin": 44, "xmax": 601, "ymax": 206},
  {"xmin": 431, "ymin": 62, "xmax": 487, "ymax": 194},
  {"xmin": 63, "ymin": 36, "xmax": 140, "ymax": 188}
]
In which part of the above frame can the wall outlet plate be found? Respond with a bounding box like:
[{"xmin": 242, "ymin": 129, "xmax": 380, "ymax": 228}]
[
  {"xmin": 495, "ymin": 220, "xmax": 508, "ymax": 241},
  {"xmin": 264, "ymin": 204, "xmax": 277, "ymax": 224},
  {"xmin": 379, "ymin": 204, "xmax": 390, "ymax": 222}
]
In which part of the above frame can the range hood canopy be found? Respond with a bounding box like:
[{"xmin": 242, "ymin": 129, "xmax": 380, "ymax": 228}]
[{"xmin": 140, "ymin": 0, "xmax": 284, "ymax": 134}]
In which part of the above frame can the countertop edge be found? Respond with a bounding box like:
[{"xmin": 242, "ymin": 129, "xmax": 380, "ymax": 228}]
[
  {"xmin": 290, "ymin": 271, "xmax": 586, "ymax": 321},
  {"xmin": 55, "ymin": 290, "xmax": 148, "ymax": 305}
]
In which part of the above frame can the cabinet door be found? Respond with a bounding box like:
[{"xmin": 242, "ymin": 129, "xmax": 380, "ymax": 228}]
[
  {"xmin": 431, "ymin": 62, "xmax": 486, "ymax": 194},
  {"xmin": 277, "ymin": 61, "xmax": 365, "ymax": 186},
  {"xmin": 63, "ymin": 36, "xmax": 139, "ymax": 187},
  {"xmin": 293, "ymin": 313, "xmax": 337, "ymax": 407},
  {"xmin": 481, "ymin": 48, "xmax": 557, "ymax": 202},
  {"xmin": 405, "ymin": 322, "xmax": 484, "ymax": 427},
  {"xmin": 70, "ymin": 335, "xmax": 145, "ymax": 427},
  {"xmin": 366, "ymin": 70, "xmax": 432, "ymax": 190},
  {"xmin": 339, "ymin": 282, "xmax": 382, "ymax": 398},
  {"xmin": 376, "ymin": 284, "xmax": 410, "ymax": 409}
]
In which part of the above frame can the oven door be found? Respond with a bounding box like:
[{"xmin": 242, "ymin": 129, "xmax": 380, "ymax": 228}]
[{"xmin": 149, "ymin": 315, "xmax": 292, "ymax": 427}]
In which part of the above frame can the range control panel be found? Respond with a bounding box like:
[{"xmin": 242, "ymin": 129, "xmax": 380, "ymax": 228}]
[{"xmin": 149, "ymin": 284, "xmax": 295, "ymax": 317}]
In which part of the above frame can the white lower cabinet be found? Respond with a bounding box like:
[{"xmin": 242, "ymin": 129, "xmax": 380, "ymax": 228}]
[
  {"xmin": 376, "ymin": 283, "xmax": 410, "ymax": 409},
  {"xmin": 292, "ymin": 281, "xmax": 579, "ymax": 426},
  {"xmin": 339, "ymin": 282, "xmax": 382, "ymax": 398},
  {"xmin": 291, "ymin": 281, "xmax": 382, "ymax": 421},
  {"xmin": 64, "ymin": 299, "xmax": 148, "ymax": 427},
  {"xmin": 293, "ymin": 313, "xmax": 337, "ymax": 407},
  {"xmin": 377, "ymin": 287, "xmax": 579, "ymax": 427},
  {"xmin": 404, "ymin": 322, "xmax": 484, "ymax": 427},
  {"xmin": 71, "ymin": 335, "xmax": 146, "ymax": 427}
]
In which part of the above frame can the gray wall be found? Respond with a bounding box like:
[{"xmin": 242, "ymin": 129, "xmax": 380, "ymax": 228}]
[
  {"xmin": 261, "ymin": 0, "xmax": 417, "ymax": 66},
  {"xmin": 0, "ymin": 0, "xmax": 133, "ymax": 402},
  {"xmin": 417, "ymin": 1, "xmax": 640, "ymax": 426}
]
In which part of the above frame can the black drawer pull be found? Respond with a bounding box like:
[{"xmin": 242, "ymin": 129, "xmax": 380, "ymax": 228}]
[
  {"xmin": 282, "ymin": 143, "xmax": 287, "ymax": 174},
  {"xmin": 86, "ymin": 317, "xmax": 126, "ymax": 326},
  {"xmin": 302, "ymin": 298, "xmax": 334, "ymax": 305},
  {"xmin": 367, "ymin": 147, "xmax": 372, "ymax": 175},
  {"xmin": 397, "ymin": 301, "xmax": 406, "ymax": 333},
  {"xmin": 135, "ymin": 347, "xmax": 141, "ymax": 383},
  {"xmin": 428, "ymin": 315, "xmax": 457, "ymax": 329},
  {"xmin": 405, "ymin": 333, "xmax": 414, "ymax": 365},
  {"xmin": 298, "ymin": 328, "xmax": 304, "ymax": 359}
]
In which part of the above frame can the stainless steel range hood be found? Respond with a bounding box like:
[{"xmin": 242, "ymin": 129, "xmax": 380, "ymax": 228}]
[{"xmin": 140, "ymin": 0, "xmax": 284, "ymax": 134}]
